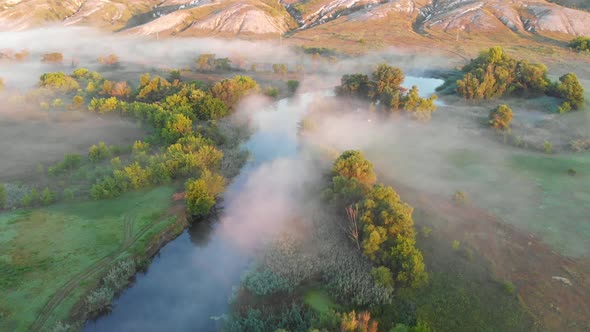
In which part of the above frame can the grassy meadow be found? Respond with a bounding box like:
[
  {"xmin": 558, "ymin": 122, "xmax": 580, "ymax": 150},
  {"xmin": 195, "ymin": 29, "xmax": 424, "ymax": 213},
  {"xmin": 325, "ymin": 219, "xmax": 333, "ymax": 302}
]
[{"xmin": 0, "ymin": 186, "xmax": 179, "ymax": 331}]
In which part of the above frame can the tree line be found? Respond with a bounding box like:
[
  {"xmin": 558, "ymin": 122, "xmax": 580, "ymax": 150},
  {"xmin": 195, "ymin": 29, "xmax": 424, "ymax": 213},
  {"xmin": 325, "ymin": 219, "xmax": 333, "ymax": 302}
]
[
  {"xmin": 324, "ymin": 150, "xmax": 427, "ymax": 289},
  {"xmin": 456, "ymin": 47, "xmax": 585, "ymax": 112}
]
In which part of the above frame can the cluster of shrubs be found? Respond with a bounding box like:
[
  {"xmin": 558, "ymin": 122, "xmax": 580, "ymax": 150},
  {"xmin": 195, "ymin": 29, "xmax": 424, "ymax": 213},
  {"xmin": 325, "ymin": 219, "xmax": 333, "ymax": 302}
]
[
  {"xmin": 195, "ymin": 54, "xmax": 233, "ymax": 72},
  {"xmin": 336, "ymin": 64, "xmax": 438, "ymax": 120},
  {"xmin": 85, "ymin": 259, "xmax": 137, "ymax": 318},
  {"xmin": 91, "ymin": 135, "xmax": 223, "ymax": 201},
  {"xmin": 19, "ymin": 187, "xmax": 56, "ymax": 207},
  {"xmin": 456, "ymin": 47, "xmax": 585, "ymax": 112},
  {"xmin": 569, "ymin": 36, "xmax": 590, "ymax": 52}
]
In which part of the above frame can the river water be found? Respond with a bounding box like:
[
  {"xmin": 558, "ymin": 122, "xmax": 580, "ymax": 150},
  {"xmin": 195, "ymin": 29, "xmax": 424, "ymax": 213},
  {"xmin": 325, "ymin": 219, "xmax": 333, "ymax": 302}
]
[{"xmin": 84, "ymin": 77, "xmax": 442, "ymax": 332}]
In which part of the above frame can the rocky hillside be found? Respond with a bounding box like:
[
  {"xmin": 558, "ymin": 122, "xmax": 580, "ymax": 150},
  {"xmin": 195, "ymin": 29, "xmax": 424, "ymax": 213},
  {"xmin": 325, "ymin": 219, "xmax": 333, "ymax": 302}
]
[
  {"xmin": 1, "ymin": 0, "xmax": 589, "ymax": 41},
  {"xmin": 417, "ymin": 0, "xmax": 590, "ymax": 37}
]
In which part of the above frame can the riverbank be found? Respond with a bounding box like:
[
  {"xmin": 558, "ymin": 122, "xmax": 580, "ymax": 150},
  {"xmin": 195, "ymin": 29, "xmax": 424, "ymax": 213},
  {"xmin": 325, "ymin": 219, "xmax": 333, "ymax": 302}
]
[
  {"xmin": 0, "ymin": 186, "xmax": 188, "ymax": 332},
  {"xmin": 68, "ymin": 202, "xmax": 189, "ymax": 330}
]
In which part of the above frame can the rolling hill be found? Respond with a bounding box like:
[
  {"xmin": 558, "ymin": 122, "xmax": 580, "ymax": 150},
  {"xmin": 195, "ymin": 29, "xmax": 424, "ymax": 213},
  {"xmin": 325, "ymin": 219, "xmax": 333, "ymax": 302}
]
[{"xmin": 1, "ymin": 0, "xmax": 590, "ymax": 50}]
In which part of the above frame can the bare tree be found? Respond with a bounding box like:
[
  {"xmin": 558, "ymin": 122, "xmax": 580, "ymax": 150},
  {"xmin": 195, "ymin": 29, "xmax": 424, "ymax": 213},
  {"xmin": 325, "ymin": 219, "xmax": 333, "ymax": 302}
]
[{"xmin": 345, "ymin": 205, "xmax": 361, "ymax": 251}]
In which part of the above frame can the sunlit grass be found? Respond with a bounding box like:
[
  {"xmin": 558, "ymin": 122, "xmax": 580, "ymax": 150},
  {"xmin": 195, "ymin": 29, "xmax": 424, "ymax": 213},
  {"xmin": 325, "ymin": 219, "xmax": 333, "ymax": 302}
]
[{"xmin": 0, "ymin": 186, "xmax": 176, "ymax": 331}]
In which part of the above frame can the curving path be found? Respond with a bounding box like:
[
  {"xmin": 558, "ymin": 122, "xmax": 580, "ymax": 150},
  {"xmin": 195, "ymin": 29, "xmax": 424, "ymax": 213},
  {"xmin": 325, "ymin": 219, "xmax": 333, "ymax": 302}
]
[{"xmin": 29, "ymin": 213, "xmax": 162, "ymax": 332}]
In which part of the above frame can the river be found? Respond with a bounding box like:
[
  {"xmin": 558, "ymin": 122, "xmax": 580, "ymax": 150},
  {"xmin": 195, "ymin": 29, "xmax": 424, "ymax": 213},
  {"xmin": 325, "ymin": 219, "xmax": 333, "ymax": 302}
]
[{"xmin": 84, "ymin": 77, "xmax": 442, "ymax": 332}]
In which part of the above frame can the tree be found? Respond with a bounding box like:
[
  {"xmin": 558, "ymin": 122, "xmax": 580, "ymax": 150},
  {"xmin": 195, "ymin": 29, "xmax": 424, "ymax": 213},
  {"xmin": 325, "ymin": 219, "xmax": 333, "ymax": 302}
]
[
  {"xmin": 371, "ymin": 266, "xmax": 394, "ymax": 289},
  {"xmin": 39, "ymin": 72, "xmax": 79, "ymax": 92},
  {"xmin": 41, "ymin": 52, "xmax": 64, "ymax": 64},
  {"xmin": 72, "ymin": 95, "xmax": 84, "ymax": 109},
  {"xmin": 325, "ymin": 176, "xmax": 368, "ymax": 208},
  {"xmin": 0, "ymin": 183, "xmax": 7, "ymax": 209},
  {"xmin": 100, "ymin": 80, "xmax": 114, "ymax": 95},
  {"xmin": 335, "ymin": 74, "xmax": 371, "ymax": 99},
  {"xmin": 554, "ymin": 73, "xmax": 585, "ymax": 110},
  {"xmin": 214, "ymin": 58, "xmax": 232, "ymax": 71},
  {"xmin": 287, "ymin": 80, "xmax": 300, "ymax": 94},
  {"xmin": 185, "ymin": 171, "xmax": 226, "ymax": 218},
  {"xmin": 111, "ymin": 81, "xmax": 131, "ymax": 98},
  {"xmin": 195, "ymin": 94, "xmax": 228, "ymax": 120},
  {"xmin": 162, "ymin": 114, "xmax": 193, "ymax": 143},
  {"xmin": 401, "ymin": 86, "xmax": 437, "ymax": 120},
  {"xmin": 332, "ymin": 150, "xmax": 377, "ymax": 187},
  {"xmin": 265, "ymin": 87, "xmax": 280, "ymax": 99},
  {"xmin": 137, "ymin": 75, "xmax": 173, "ymax": 102},
  {"xmin": 72, "ymin": 67, "xmax": 89, "ymax": 78},
  {"xmin": 211, "ymin": 75, "xmax": 258, "ymax": 108},
  {"xmin": 97, "ymin": 54, "xmax": 119, "ymax": 66},
  {"xmin": 272, "ymin": 63, "xmax": 288, "ymax": 75},
  {"xmin": 196, "ymin": 54, "xmax": 216, "ymax": 71},
  {"xmin": 517, "ymin": 61, "xmax": 549, "ymax": 93},
  {"xmin": 40, "ymin": 187, "xmax": 55, "ymax": 206},
  {"xmin": 372, "ymin": 64, "xmax": 405, "ymax": 98},
  {"xmin": 89, "ymin": 142, "xmax": 111, "ymax": 162},
  {"xmin": 359, "ymin": 184, "xmax": 426, "ymax": 288},
  {"xmin": 489, "ymin": 104, "xmax": 513, "ymax": 130},
  {"xmin": 569, "ymin": 36, "xmax": 590, "ymax": 52},
  {"xmin": 22, "ymin": 188, "xmax": 40, "ymax": 207}
]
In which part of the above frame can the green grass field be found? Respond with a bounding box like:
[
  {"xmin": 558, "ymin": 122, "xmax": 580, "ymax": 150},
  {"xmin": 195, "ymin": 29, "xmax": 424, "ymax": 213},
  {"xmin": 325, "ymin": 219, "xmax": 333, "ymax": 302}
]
[
  {"xmin": 443, "ymin": 147, "xmax": 590, "ymax": 257},
  {"xmin": 0, "ymin": 186, "xmax": 178, "ymax": 331},
  {"xmin": 508, "ymin": 153, "xmax": 590, "ymax": 256}
]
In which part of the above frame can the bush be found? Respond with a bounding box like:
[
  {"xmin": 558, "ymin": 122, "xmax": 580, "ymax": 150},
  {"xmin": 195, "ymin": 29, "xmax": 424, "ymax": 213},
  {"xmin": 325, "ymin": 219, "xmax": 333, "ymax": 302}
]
[
  {"xmin": 453, "ymin": 191, "xmax": 468, "ymax": 204},
  {"xmin": 103, "ymin": 259, "xmax": 136, "ymax": 290},
  {"xmin": 85, "ymin": 286, "xmax": 114, "ymax": 317},
  {"xmin": 569, "ymin": 138, "xmax": 590, "ymax": 152},
  {"xmin": 39, "ymin": 72, "xmax": 79, "ymax": 92},
  {"xmin": 502, "ymin": 280, "xmax": 516, "ymax": 295},
  {"xmin": 456, "ymin": 47, "xmax": 549, "ymax": 99},
  {"xmin": 63, "ymin": 188, "xmax": 75, "ymax": 201},
  {"xmin": 21, "ymin": 188, "xmax": 39, "ymax": 207},
  {"xmin": 49, "ymin": 153, "xmax": 82, "ymax": 176},
  {"xmin": 371, "ymin": 266, "xmax": 394, "ymax": 289},
  {"xmin": 332, "ymin": 150, "xmax": 377, "ymax": 187},
  {"xmin": 421, "ymin": 226, "xmax": 432, "ymax": 238},
  {"xmin": 553, "ymin": 73, "xmax": 585, "ymax": 110},
  {"xmin": 287, "ymin": 80, "xmax": 300, "ymax": 94},
  {"xmin": 264, "ymin": 87, "xmax": 280, "ymax": 99},
  {"xmin": 40, "ymin": 187, "xmax": 55, "ymax": 206},
  {"xmin": 211, "ymin": 75, "xmax": 258, "ymax": 109},
  {"xmin": 89, "ymin": 142, "xmax": 112, "ymax": 162},
  {"xmin": 272, "ymin": 63, "xmax": 288, "ymax": 75},
  {"xmin": 489, "ymin": 105, "xmax": 513, "ymax": 130},
  {"xmin": 0, "ymin": 183, "xmax": 7, "ymax": 209},
  {"xmin": 569, "ymin": 36, "xmax": 590, "ymax": 52},
  {"xmin": 97, "ymin": 54, "xmax": 119, "ymax": 66},
  {"xmin": 185, "ymin": 174, "xmax": 221, "ymax": 218},
  {"xmin": 41, "ymin": 52, "xmax": 64, "ymax": 64},
  {"xmin": 543, "ymin": 140, "xmax": 553, "ymax": 154}
]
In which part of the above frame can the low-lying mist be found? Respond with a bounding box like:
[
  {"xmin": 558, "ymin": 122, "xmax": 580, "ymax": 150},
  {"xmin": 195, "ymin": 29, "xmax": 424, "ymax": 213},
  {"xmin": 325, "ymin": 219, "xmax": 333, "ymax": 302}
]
[{"xmin": 2, "ymin": 25, "xmax": 586, "ymax": 258}]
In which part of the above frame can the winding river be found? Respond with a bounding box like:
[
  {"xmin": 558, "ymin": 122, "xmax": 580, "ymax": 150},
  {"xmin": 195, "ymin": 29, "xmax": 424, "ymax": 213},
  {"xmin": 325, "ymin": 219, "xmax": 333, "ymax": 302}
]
[{"xmin": 84, "ymin": 77, "xmax": 443, "ymax": 332}]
